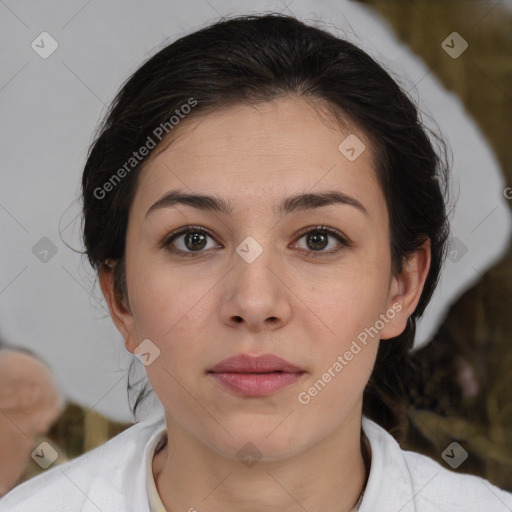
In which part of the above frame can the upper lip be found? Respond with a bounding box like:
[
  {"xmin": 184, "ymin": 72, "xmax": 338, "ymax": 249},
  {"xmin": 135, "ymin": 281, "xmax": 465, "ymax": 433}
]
[{"xmin": 208, "ymin": 354, "xmax": 304, "ymax": 373}]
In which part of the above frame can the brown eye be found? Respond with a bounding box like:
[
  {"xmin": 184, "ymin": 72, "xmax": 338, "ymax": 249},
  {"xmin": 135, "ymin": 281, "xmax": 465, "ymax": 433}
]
[
  {"xmin": 305, "ymin": 232, "xmax": 329, "ymax": 251},
  {"xmin": 294, "ymin": 226, "xmax": 350, "ymax": 257},
  {"xmin": 183, "ymin": 231, "xmax": 208, "ymax": 251},
  {"xmin": 163, "ymin": 226, "xmax": 220, "ymax": 256}
]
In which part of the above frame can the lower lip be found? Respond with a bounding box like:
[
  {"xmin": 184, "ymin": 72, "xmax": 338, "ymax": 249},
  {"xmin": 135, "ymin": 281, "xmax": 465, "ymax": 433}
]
[{"xmin": 210, "ymin": 372, "xmax": 304, "ymax": 396}]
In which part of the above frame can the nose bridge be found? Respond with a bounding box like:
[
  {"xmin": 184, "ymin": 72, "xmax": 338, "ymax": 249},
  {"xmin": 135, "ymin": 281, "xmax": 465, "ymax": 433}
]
[
  {"xmin": 229, "ymin": 204, "xmax": 278, "ymax": 268},
  {"xmin": 233, "ymin": 231, "xmax": 280, "ymax": 293},
  {"xmin": 220, "ymin": 230, "xmax": 291, "ymax": 329}
]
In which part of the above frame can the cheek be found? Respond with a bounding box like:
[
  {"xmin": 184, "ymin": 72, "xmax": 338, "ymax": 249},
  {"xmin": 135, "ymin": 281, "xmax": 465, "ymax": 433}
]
[
  {"xmin": 126, "ymin": 256, "xmax": 221, "ymax": 403},
  {"xmin": 291, "ymin": 246, "xmax": 390, "ymax": 410},
  {"xmin": 127, "ymin": 251, "xmax": 212, "ymax": 340},
  {"xmin": 295, "ymin": 275, "xmax": 386, "ymax": 418},
  {"xmin": 296, "ymin": 243, "xmax": 391, "ymax": 343}
]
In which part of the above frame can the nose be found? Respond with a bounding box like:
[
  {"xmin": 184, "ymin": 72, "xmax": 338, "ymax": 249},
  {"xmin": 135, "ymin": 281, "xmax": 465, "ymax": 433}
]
[{"xmin": 219, "ymin": 242, "xmax": 292, "ymax": 332}]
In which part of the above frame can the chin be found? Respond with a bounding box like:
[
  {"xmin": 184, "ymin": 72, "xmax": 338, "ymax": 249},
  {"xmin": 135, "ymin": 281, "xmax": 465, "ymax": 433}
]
[{"xmin": 207, "ymin": 417, "xmax": 309, "ymax": 462}]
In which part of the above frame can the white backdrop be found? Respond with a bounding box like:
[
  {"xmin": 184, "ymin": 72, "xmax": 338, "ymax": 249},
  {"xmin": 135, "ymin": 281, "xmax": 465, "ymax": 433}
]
[{"xmin": 1, "ymin": 0, "xmax": 510, "ymax": 422}]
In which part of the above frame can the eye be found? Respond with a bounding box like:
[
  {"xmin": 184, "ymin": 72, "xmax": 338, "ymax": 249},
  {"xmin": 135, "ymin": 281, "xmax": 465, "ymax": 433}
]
[
  {"xmin": 293, "ymin": 225, "xmax": 350, "ymax": 257},
  {"xmin": 161, "ymin": 224, "xmax": 350, "ymax": 258},
  {"xmin": 162, "ymin": 225, "xmax": 220, "ymax": 257}
]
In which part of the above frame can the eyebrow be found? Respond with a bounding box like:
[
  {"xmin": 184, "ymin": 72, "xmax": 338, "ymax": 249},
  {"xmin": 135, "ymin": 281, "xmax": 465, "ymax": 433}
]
[{"xmin": 145, "ymin": 189, "xmax": 368, "ymax": 219}]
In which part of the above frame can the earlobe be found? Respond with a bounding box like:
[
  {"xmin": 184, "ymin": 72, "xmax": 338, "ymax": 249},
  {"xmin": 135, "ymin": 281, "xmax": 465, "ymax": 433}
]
[
  {"xmin": 98, "ymin": 261, "xmax": 138, "ymax": 354},
  {"xmin": 380, "ymin": 238, "xmax": 431, "ymax": 340}
]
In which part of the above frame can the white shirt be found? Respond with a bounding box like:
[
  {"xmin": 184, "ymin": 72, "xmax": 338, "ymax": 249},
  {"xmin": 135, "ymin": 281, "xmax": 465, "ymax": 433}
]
[{"xmin": 1, "ymin": 414, "xmax": 511, "ymax": 511}]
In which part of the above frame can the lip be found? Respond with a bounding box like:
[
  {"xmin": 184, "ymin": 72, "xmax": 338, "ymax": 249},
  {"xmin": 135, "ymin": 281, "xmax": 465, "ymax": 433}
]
[
  {"xmin": 209, "ymin": 353, "xmax": 303, "ymax": 373},
  {"xmin": 208, "ymin": 354, "xmax": 305, "ymax": 397}
]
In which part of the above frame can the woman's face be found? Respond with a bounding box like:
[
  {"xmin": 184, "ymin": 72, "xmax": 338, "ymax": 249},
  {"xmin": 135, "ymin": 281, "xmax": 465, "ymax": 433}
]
[{"xmin": 103, "ymin": 97, "xmax": 423, "ymax": 459}]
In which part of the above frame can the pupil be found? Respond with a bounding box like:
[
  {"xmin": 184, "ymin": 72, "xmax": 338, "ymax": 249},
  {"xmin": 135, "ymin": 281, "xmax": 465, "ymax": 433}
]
[
  {"xmin": 186, "ymin": 232, "xmax": 206, "ymax": 251},
  {"xmin": 308, "ymin": 232, "xmax": 327, "ymax": 250}
]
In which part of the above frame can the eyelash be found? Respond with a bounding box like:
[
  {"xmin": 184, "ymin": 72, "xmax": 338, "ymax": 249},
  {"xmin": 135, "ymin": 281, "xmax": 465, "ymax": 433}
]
[{"xmin": 161, "ymin": 224, "xmax": 351, "ymax": 259}]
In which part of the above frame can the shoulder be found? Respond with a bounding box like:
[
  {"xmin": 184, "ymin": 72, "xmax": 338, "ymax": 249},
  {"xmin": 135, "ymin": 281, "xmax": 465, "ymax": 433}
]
[
  {"xmin": 360, "ymin": 416, "xmax": 512, "ymax": 512},
  {"xmin": 0, "ymin": 414, "xmax": 166, "ymax": 512},
  {"xmin": 401, "ymin": 448, "xmax": 512, "ymax": 510}
]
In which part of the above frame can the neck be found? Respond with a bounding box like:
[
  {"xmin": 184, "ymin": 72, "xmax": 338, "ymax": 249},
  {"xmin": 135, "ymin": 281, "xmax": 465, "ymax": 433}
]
[{"xmin": 153, "ymin": 410, "xmax": 369, "ymax": 512}]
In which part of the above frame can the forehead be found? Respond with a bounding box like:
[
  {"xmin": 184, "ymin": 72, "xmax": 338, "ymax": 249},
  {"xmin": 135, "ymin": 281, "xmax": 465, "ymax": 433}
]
[{"xmin": 134, "ymin": 97, "xmax": 387, "ymax": 221}]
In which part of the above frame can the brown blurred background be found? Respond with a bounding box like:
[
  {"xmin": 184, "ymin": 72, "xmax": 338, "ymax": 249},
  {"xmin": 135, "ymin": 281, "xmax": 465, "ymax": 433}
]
[{"xmin": 17, "ymin": 0, "xmax": 512, "ymax": 492}]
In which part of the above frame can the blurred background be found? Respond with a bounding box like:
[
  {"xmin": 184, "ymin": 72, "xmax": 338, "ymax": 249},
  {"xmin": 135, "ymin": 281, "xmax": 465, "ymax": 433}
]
[{"xmin": 1, "ymin": 0, "xmax": 511, "ymax": 494}]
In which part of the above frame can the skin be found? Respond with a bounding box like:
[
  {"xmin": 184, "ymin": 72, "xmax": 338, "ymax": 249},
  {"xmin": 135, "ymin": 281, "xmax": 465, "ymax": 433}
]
[
  {"xmin": 0, "ymin": 350, "xmax": 64, "ymax": 496},
  {"xmin": 100, "ymin": 96, "xmax": 430, "ymax": 512}
]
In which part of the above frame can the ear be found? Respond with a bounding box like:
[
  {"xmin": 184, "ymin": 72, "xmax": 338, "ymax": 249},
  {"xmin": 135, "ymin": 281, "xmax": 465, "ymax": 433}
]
[
  {"xmin": 380, "ymin": 238, "xmax": 431, "ymax": 340},
  {"xmin": 99, "ymin": 261, "xmax": 138, "ymax": 354}
]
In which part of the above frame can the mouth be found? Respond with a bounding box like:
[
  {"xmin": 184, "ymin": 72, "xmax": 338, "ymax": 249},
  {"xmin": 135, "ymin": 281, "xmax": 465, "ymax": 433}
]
[
  {"xmin": 207, "ymin": 353, "xmax": 306, "ymax": 396},
  {"xmin": 208, "ymin": 353, "xmax": 304, "ymax": 373}
]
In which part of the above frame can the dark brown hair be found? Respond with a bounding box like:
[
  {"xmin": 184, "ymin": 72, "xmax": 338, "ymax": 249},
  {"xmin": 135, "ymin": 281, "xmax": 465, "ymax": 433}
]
[{"xmin": 81, "ymin": 13, "xmax": 451, "ymax": 439}]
